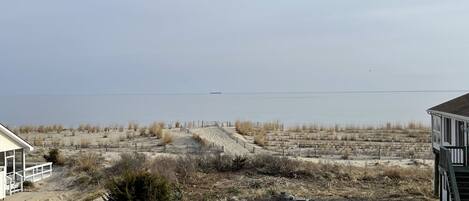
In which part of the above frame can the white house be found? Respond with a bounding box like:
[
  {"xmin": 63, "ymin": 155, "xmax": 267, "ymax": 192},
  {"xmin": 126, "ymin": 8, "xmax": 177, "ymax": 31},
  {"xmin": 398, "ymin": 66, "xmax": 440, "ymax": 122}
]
[
  {"xmin": 0, "ymin": 124, "xmax": 52, "ymax": 199},
  {"xmin": 428, "ymin": 93, "xmax": 469, "ymax": 201}
]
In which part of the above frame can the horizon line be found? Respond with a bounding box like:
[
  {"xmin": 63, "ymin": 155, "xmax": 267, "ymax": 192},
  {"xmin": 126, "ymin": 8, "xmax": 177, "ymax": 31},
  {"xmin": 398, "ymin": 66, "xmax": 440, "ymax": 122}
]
[{"xmin": 0, "ymin": 89, "xmax": 467, "ymax": 97}]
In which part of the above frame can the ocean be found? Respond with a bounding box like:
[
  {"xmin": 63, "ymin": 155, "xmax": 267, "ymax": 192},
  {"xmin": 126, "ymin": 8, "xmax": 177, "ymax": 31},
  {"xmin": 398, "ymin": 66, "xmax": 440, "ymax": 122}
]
[{"xmin": 0, "ymin": 92, "xmax": 462, "ymax": 126}]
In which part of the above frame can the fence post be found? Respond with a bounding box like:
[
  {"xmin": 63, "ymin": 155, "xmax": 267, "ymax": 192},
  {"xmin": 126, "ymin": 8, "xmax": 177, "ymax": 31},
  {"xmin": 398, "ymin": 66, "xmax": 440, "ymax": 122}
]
[
  {"xmin": 464, "ymin": 146, "xmax": 468, "ymax": 167},
  {"xmin": 378, "ymin": 146, "xmax": 381, "ymax": 160},
  {"xmin": 315, "ymin": 145, "xmax": 318, "ymax": 157}
]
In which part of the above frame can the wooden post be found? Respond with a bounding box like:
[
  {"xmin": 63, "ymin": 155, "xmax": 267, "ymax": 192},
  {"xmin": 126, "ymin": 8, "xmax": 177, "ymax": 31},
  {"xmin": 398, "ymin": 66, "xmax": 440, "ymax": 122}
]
[
  {"xmin": 465, "ymin": 146, "xmax": 468, "ymax": 167},
  {"xmin": 434, "ymin": 152, "xmax": 440, "ymax": 197},
  {"xmin": 378, "ymin": 146, "xmax": 381, "ymax": 160},
  {"xmin": 12, "ymin": 150, "xmax": 15, "ymax": 180},
  {"xmin": 22, "ymin": 149, "xmax": 26, "ymax": 179}
]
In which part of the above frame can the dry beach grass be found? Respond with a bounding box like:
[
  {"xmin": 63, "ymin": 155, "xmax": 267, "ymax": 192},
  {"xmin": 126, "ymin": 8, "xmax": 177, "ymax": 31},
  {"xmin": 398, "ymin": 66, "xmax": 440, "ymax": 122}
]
[{"xmin": 7, "ymin": 121, "xmax": 436, "ymax": 201}]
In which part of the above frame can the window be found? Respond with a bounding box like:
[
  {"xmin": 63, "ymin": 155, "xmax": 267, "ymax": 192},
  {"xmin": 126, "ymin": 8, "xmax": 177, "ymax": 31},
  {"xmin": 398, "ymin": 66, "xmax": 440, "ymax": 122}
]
[
  {"xmin": 432, "ymin": 116, "xmax": 442, "ymax": 132},
  {"xmin": 444, "ymin": 118, "xmax": 452, "ymax": 144},
  {"xmin": 432, "ymin": 115, "xmax": 442, "ymax": 145},
  {"xmin": 456, "ymin": 121, "xmax": 465, "ymax": 146},
  {"xmin": 0, "ymin": 152, "xmax": 4, "ymax": 166}
]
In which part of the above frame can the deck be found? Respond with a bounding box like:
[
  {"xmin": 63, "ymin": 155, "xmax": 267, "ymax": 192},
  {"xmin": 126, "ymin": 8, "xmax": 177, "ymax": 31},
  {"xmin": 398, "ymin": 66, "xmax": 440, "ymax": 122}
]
[{"xmin": 4, "ymin": 162, "xmax": 52, "ymax": 196}]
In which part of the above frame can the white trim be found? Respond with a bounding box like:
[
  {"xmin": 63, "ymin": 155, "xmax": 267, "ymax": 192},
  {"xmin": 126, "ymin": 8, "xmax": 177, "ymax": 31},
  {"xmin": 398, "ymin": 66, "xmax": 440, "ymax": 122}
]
[
  {"xmin": 427, "ymin": 110, "xmax": 469, "ymax": 122},
  {"xmin": 0, "ymin": 124, "xmax": 34, "ymax": 152}
]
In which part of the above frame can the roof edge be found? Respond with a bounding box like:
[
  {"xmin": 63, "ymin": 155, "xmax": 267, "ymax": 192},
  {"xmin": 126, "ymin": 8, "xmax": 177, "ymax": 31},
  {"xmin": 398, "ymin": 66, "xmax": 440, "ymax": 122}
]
[
  {"xmin": 0, "ymin": 124, "xmax": 34, "ymax": 152},
  {"xmin": 427, "ymin": 109, "xmax": 469, "ymax": 122}
]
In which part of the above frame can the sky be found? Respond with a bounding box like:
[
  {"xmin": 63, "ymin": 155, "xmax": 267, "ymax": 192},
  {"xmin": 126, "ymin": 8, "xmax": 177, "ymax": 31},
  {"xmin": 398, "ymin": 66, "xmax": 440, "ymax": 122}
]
[{"xmin": 1, "ymin": 0, "xmax": 469, "ymax": 95}]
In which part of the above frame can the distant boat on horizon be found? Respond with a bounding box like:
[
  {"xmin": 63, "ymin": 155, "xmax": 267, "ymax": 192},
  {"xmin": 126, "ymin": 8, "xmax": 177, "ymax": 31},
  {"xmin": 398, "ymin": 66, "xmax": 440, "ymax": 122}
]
[{"xmin": 210, "ymin": 91, "xmax": 222, "ymax": 95}]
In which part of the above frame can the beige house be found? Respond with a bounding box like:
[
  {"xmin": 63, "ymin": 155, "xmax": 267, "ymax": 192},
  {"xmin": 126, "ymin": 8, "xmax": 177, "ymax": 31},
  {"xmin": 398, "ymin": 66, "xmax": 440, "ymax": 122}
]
[{"xmin": 0, "ymin": 124, "xmax": 52, "ymax": 198}]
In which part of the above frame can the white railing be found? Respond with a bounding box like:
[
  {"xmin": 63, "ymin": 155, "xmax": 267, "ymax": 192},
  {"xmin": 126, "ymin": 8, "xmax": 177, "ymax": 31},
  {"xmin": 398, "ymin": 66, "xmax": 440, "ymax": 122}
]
[
  {"xmin": 24, "ymin": 162, "xmax": 53, "ymax": 182},
  {"xmin": 5, "ymin": 175, "xmax": 13, "ymax": 196},
  {"xmin": 5, "ymin": 173, "xmax": 22, "ymax": 195}
]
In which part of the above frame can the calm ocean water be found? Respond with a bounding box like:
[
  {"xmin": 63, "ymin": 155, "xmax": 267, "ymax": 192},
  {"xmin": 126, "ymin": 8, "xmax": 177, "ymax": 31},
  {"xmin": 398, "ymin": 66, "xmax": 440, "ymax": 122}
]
[{"xmin": 0, "ymin": 92, "xmax": 463, "ymax": 126}]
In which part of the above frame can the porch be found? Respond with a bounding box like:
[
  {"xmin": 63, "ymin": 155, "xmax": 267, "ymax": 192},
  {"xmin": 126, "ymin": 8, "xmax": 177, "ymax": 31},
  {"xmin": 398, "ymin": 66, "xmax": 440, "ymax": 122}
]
[
  {"xmin": 441, "ymin": 146, "xmax": 469, "ymax": 168},
  {"xmin": 438, "ymin": 146, "xmax": 469, "ymax": 201},
  {"xmin": 3, "ymin": 163, "xmax": 53, "ymax": 195},
  {"xmin": 1, "ymin": 149, "xmax": 53, "ymax": 196}
]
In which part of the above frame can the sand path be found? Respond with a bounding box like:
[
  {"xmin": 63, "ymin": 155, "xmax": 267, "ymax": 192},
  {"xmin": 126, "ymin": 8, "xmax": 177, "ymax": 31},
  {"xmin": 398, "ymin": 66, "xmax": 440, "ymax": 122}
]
[
  {"xmin": 7, "ymin": 167, "xmax": 82, "ymax": 201},
  {"xmin": 190, "ymin": 127, "xmax": 251, "ymax": 156}
]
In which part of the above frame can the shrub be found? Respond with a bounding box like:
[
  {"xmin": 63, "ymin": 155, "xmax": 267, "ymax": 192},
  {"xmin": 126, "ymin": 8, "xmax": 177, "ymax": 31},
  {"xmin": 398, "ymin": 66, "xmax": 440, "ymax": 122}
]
[
  {"xmin": 104, "ymin": 171, "xmax": 172, "ymax": 201},
  {"xmin": 149, "ymin": 122, "xmax": 165, "ymax": 138},
  {"xmin": 251, "ymin": 154, "xmax": 302, "ymax": 178},
  {"xmin": 108, "ymin": 152, "xmax": 148, "ymax": 175},
  {"xmin": 139, "ymin": 127, "xmax": 148, "ymax": 136},
  {"xmin": 70, "ymin": 153, "xmax": 103, "ymax": 174},
  {"xmin": 254, "ymin": 132, "xmax": 266, "ymax": 146},
  {"xmin": 43, "ymin": 148, "xmax": 65, "ymax": 166},
  {"xmin": 23, "ymin": 181, "xmax": 34, "ymax": 189},
  {"xmin": 192, "ymin": 133, "xmax": 206, "ymax": 146},
  {"xmin": 232, "ymin": 155, "xmax": 248, "ymax": 171},
  {"xmin": 128, "ymin": 122, "xmax": 139, "ymax": 132},
  {"xmin": 162, "ymin": 133, "xmax": 173, "ymax": 145},
  {"xmin": 33, "ymin": 137, "xmax": 44, "ymax": 146},
  {"xmin": 381, "ymin": 167, "xmax": 415, "ymax": 180},
  {"xmin": 212, "ymin": 155, "xmax": 233, "ymax": 172},
  {"xmin": 174, "ymin": 156, "xmax": 197, "ymax": 182},
  {"xmin": 235, "ymin": 121, "xmax": 254, "ymax": 135},
  {"xmin": 80, "ymin": 138, "xmax": 91, "ymax": 148},
  {"xmin": 150, "ymin": 157, "xmax": 178, "ymax": 182},
  {"xmin": 195, "ymin": 154, "xmax": 232, "ymax": 172}
]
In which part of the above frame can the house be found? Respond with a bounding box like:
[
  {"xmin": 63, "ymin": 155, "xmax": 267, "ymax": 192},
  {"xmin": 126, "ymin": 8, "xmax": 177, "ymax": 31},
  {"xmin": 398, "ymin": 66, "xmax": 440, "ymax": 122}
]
[
  {"xmin": 0, "ymin": 124, "xmax": 52, "ymax": 199},
  {"xmin": 428, "ymin": 93, "xmax": 469, "ymax": 201}
]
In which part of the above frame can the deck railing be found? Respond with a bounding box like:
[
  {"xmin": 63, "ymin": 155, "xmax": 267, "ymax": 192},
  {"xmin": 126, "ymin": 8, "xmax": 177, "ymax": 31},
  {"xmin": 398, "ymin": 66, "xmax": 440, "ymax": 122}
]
[
  {"xmin": 445, "ymin": 146, "xmax": 467, "ymax": 166},
  {"xmin": 5, "ymin": 172, "xmax": 23, "ymax": 195},
  {"xmin": 23, "ymin": 162, "xmax": 53, "ymax": 182},
  {"xmin": 440, "ymin": 147, "xmax": 461, "ymax": 201}
]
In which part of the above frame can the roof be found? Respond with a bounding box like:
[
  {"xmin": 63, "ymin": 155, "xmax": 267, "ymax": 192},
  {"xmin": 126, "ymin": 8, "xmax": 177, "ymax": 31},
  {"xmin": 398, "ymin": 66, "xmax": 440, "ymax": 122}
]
[
  {"xmin": 0, "ymin": 124, "xmax": 34, "ymax": 151},
  {"xmin": 428, "ymin": 93, "xmax": 469, "ymax": 118}
]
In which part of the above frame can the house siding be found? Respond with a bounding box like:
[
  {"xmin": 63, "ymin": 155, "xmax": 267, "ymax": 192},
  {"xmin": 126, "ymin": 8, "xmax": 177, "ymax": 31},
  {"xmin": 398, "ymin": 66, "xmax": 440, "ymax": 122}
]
[{"xmin": 0, "ymin": 130, "xmax": 22, "ymax": 152}]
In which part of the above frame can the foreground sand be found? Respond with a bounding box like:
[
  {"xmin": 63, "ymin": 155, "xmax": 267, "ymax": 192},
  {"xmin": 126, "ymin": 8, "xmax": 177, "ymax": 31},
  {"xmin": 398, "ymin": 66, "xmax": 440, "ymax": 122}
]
[{"xmin": 8, "ymin": 125, "xmax": 435, "ymax": 201}]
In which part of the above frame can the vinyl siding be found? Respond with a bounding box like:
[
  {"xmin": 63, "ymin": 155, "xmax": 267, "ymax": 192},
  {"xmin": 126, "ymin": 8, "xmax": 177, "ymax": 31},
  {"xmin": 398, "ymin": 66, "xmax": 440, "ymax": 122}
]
[{"xmin": 0, "ymin": 130, "xmax": 21, "ymax": 152}]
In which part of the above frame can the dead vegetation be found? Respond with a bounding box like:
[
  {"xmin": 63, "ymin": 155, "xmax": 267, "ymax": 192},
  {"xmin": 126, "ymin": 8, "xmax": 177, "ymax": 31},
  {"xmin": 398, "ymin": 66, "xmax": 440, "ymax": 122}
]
[
  {"xmin": 235, "ymin": 121, "xmax": 283, "ymax": 147},
  {"xmin": 149, "ymin": 122, "xmax": 165, "ymax": 138},
  {"xmin": 60, "ymin": 152, "xmax": 435, "ymax": 201},
  {"xmin": 162, "ymin": 132, "xmax": 173, "ymax": 145}
]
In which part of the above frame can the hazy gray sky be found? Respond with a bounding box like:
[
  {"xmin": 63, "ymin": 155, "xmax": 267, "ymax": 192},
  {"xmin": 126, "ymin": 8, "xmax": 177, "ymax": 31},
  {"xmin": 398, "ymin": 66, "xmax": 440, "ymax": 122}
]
[{"xmin": 1, "ymin": 0, "xmax": 468, "ymax": 95}]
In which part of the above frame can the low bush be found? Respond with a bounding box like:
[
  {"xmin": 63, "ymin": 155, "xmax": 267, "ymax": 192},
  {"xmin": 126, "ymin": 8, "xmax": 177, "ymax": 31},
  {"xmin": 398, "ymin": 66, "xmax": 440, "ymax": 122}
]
[
  {"xmin": 69, "ymin": 153, "xmax": 103, "ymax": 174},
  {"xmin": 23, "ymin": 181, "xmax": 34, "ymax": 189},
  {"xmin": 162, "ymin": 133, "xmax": 173, "ymax": 145},
  {"xmin": 254, "ymin": 132, "xmax": 266, "ymax": 146},
  {"xmin": 104, "ymin": 171, "xmax": 172, "ymax": 201},
  {"xmin": 232, "ymin": 155, "xmax": 248, "ymax": 171},
  {"xmin": 251, "ymin": 154, "xmax": 301, "ymax": 177},
  {"xmin": 108, "ymin": 152, "xmax": 148, "ymax": 175},
  {"xmin": 192, "ymin": 133, "xmax": 206, "ymax": 146},
  {"xmin": 43, "ymin": 148, "xmax": 65, "ymax": 166},
  {"xmin": 149, "ymin": 122, "xmax": 165, "ymax": 138}
]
